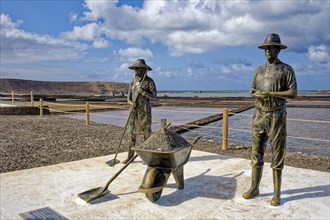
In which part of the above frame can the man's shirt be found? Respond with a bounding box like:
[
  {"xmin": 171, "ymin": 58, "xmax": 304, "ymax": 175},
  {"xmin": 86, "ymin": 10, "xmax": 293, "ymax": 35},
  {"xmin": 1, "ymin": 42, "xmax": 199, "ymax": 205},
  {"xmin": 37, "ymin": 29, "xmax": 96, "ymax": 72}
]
[{"xmin": 251, "ymin": 59, "xmax": 297, "ymax": 112}]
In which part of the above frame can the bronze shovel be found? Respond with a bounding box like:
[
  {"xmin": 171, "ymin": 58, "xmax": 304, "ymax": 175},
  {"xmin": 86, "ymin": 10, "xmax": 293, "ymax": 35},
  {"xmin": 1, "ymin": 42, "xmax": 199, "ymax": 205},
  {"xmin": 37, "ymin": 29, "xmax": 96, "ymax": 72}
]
[{"xmin": 78, "ymin": 154, "xmax": 138, "ymax": 202}]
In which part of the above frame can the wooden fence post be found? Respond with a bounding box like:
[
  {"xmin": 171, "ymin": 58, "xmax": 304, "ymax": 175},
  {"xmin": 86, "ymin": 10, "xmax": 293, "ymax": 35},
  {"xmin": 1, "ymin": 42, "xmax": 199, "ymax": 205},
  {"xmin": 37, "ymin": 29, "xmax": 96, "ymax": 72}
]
[
  {"xmin": 11, "ymin": 91, "xmax": 14, "ymax": 104},
  {"xmin": 30, "ymin": 91, "xmax": 34, "ymax": 106},
  {"xmin": 222, "ymin": 108, "xmax": 229, "ymax": 151},
  {"xmin": 40, "ymin": 98, "xmax": 43, "ymax": 116},
  {"xmin": 86, "ymin": 102, "xmax": 90, "ymax": 126}
]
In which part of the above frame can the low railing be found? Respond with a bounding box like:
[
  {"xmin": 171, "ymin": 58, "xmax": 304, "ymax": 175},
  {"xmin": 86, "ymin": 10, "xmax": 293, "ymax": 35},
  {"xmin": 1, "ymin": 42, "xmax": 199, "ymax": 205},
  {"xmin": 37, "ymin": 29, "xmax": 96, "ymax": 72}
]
[{"xmin": 2, "ymin": 91, "xmax": 329, "ymax": 151}]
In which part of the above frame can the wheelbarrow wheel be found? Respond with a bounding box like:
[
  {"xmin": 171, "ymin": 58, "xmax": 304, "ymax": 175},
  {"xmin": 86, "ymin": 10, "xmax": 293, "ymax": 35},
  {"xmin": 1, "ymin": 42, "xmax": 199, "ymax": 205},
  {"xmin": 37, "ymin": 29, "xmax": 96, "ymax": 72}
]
[
  {"xmin": 146, "ymin": 190, "xmax": 163, "ymax": 202},
  {"xmin": 143, "ymin": 168, "xmax": 167, "ymax": 202}
]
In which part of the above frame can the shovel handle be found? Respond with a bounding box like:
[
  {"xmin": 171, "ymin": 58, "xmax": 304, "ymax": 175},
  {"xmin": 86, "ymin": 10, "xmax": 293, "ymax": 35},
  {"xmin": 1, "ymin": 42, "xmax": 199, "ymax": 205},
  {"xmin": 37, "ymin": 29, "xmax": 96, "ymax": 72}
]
[
  {"xmin": 103, "ymin": 154, "xmax": 139, "ymax": 189},
  {"xmin": 111, "ymin": 109, "xmax": 135, "ymax": 162},
  {"xmin": 110, "ymin": 71, "xmax": 148, "ymax": 163}
]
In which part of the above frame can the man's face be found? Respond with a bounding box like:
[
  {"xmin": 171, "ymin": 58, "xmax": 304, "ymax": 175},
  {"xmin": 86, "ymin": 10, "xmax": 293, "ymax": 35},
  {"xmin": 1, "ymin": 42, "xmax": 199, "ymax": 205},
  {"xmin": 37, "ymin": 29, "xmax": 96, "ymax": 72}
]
[
  {"xmin": 135, "ymin": 68, "xmax": 145, "ymax": 77},
  {"xmin": 265, "ymin": 46, "xmax": 281, "ymax": 60}
]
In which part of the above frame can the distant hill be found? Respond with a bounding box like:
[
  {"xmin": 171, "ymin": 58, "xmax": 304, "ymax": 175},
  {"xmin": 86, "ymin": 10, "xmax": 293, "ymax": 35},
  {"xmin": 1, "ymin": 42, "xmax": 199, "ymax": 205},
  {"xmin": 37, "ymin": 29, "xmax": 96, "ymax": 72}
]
[{"xmin": 0, "ymin": 79, "xmax": 129, "ymax": 95}]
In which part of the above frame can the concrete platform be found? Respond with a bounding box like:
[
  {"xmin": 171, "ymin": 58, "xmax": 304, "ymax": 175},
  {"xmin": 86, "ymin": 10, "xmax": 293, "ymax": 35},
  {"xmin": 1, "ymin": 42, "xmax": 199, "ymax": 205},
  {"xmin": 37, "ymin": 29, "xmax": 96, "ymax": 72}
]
[{"xmin": 1, "ymin": 150, "xmax": 329, "ymax": 219}]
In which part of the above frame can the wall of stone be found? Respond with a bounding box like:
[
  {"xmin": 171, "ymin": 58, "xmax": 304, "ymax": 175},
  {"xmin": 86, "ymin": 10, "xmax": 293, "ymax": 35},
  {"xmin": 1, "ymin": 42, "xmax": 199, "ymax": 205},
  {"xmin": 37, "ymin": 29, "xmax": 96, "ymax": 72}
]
[{"xmin": 0, "ymin": 107, "xmax": 50, "ymax": 115}]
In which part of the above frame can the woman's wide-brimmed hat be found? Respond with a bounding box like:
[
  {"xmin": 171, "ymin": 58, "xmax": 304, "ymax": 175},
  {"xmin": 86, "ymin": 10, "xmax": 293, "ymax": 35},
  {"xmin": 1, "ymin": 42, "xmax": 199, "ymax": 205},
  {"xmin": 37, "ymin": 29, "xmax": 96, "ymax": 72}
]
[
  {"xmin": 258, "ymin": 33, "xmax": 287, "ymax": 50},
  {"xmin": 128, "ymin": 59, "xmax": 152, "ymax": 71}
]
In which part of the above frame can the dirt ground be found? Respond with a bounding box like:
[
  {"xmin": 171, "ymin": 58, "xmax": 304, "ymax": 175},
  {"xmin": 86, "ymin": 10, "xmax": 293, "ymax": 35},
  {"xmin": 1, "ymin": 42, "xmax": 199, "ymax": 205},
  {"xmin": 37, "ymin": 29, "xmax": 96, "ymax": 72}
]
[{"xmin": 1, "ymin": 115, "xmax": 329, "ymax": 173}]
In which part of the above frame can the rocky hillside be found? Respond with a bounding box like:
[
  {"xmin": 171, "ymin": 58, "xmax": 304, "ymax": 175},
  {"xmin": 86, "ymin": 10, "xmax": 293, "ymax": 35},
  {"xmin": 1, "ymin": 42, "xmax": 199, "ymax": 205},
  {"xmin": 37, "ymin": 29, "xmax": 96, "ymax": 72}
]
[{"xmin": 0, "ymin": 79, "xmax": 129, "ymax": 95}]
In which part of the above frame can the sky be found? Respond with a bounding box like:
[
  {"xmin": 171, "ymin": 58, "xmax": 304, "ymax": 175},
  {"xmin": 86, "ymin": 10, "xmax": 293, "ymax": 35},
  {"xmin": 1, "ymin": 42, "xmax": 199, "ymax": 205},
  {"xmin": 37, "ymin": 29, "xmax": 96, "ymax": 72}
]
[{"xmin": 0, "ymin": 0, "xmax": 329, "ymax": 91}]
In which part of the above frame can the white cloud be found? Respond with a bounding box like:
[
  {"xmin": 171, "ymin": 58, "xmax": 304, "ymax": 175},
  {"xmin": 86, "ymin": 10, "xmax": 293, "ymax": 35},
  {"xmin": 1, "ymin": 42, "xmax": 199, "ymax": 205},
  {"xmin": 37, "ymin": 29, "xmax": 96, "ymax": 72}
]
[
  {"xmin": 114, "ymin": 47, "xmax": 154, "ymax": 62},
  {"xmin": 0, "ymin": 14, "xmax": 88, "ymax": 63},
  {"xmin": 111, "ymin": 63, "xmax": 135, "ymax": 81},
  {"xmin": 111, "ymin": 50, "xmax": 154, "ymax": 82},
  {"xmin": 82, "ymin": 0, "xmax": 115, "ymax": 21},
  {"xmin": 295, "ymin": 63, "xmax": 329, "ymax": 78},
  {"xmin": 308, "ymin": 45, "xmax": 329, "ymax": 63},
  {"xmin": 157, "ymin": 70, "xmax": 177, "ymax": 78},
  {"xmin": 0, "ymin": 13, "xmax": 23, "ymax": 29},
  {"xmin": 167, "ymin": 30, "xmax": 224, "ymax": 56},
  {"xmin": 69, "ymin": 12, "xmax": 79, "ymax": 22},
  {"xmin": 0, "ymin": 63, "xmax": 95, "ymax": 81},
  {"xmin": 62, "ymin": 23, "xmax": 98, "ymax": 41},
  {"xmin": 92, "ymin": 38, "xmax": 109, "ymax": 48},
  {"xmin": 119, "ymin": 63, "xmax": 129, "ymax": 70},
  {"xmin": 75, "ymin": 0, "xmax": 329, "ymax": 55},
  {"xmin": 153, "ymin": 60, "xmax": 253, "ymax": 88},
  {"xmin": 61, "ymin": 22, "xmax": 109, "ymax": 48},
  {"xmin": 3, "ymin": 0, "xmax": 328, "ymax": 62},
  {"xmin": 1, "ymin": 1, "xmax": 329, "ymax": 88}
]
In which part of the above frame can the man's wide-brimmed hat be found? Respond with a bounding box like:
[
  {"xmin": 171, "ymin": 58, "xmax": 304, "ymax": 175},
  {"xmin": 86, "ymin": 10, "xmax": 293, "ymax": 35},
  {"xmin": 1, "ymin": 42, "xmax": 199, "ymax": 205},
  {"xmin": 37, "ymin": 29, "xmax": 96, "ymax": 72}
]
[
  {"xmin": 128, "ymin": 59, "xmax": 152, "ymax": 71},
  {"xmin": 258, "ymin": 33, "xmax": 287, "ymax": 50}
]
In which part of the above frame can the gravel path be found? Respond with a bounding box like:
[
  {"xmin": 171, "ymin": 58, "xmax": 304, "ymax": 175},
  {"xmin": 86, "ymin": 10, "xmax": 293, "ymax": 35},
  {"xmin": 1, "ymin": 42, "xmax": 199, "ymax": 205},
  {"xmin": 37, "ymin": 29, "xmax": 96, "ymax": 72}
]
[{"xmin": 1, "ymin": 115, "xmax": 329, "ymax": 173}]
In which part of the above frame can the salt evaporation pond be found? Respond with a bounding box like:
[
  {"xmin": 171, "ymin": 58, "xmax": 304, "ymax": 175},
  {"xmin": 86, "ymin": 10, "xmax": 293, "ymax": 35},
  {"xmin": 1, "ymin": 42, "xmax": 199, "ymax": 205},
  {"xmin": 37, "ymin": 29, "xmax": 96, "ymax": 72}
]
[
  {"xmin": 65, "ymin": 106, "xmax": 223, "ymax": 132},
  {"xmin": 184, "ymin": 107, "xmax": 330, "ymax": 157},
  {"xmin": 65, "ymin": 107, "xmax": 330, "ymax": 157}
]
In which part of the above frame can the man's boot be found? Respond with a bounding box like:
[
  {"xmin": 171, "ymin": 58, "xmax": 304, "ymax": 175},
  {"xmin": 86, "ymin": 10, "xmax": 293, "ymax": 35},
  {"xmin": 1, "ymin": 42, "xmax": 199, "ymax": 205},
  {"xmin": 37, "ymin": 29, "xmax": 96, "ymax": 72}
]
[
  {"xmin": 270, "ymin": 169, "xmax": 282, "ymax": 206},
  {"xmin": 122, "ymin": 146, "xmax": 134, "ymax": 164},
  {"xmin": 242, "ymin": 167, "xmax": 263, "ymax": 199}
]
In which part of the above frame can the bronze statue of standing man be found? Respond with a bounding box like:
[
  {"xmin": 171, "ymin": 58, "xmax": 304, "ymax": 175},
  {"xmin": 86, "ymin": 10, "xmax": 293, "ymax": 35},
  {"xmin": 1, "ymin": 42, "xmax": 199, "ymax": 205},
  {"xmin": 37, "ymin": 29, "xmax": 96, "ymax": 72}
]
[
  {"xmin": 122, "ymin": 59, "xmax": 157, "ymax": 164},
  {"xmin": 242, "ymin": 33, "xmax": 297, "ymax": 206}
]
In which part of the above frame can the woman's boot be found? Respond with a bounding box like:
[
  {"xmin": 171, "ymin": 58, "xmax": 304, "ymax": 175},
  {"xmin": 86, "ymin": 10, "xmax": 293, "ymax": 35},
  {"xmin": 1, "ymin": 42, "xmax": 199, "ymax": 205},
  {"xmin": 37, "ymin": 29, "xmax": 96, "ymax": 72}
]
[
  {"xmin": 270, "ymin": 169, "xmax": 282, "ymax": 206},
  {"xmin": 242, "ymin": 167, "xmax": 263, "ymax": 199}
]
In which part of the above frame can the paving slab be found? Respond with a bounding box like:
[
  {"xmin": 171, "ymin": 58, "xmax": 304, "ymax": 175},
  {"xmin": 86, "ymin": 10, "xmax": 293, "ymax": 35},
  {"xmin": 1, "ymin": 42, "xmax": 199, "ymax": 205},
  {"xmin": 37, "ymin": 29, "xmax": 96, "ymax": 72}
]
[{"xmin": 1, "ymin": 150, "xmax": 329, "ymax": 219}]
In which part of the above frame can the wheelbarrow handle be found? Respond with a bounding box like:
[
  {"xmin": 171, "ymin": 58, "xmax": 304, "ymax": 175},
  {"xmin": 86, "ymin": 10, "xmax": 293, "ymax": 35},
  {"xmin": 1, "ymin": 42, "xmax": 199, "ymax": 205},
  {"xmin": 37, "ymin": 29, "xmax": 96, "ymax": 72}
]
[{"xmin": 193, "ymin": 136, "xmax": 203, "ymax": 145}]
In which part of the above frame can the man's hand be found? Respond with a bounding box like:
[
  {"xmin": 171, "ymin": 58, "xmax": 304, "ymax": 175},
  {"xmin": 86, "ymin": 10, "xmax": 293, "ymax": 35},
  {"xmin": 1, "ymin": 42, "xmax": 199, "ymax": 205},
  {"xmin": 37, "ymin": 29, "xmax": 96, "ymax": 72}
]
[
  {"xmin": 252, "ymin": 90, "xmax": 265, "ymax": 99},
  {"xmin": 261, "ymin": 91, "xmax": 272, "ymax": 98},
  {"xmin": 136, "ymin": 86, "xmax": 146, "ymax": 97},
  {"xmin": 251, "ymin": 90, "xmax": 273, "ymax": 100},
  {"xmin": 263, "ymin": 90, "xmax": 297, "ymax": 99},
  {"xmin": 128, "ymin": 101, "xmax": 137, "ymax": 109}
]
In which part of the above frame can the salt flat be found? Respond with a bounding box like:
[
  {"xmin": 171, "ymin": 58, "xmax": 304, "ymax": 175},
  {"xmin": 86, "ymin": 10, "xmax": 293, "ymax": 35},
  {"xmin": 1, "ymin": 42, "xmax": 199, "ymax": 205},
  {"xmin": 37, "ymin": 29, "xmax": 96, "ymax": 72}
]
[
  {"xmin": 65, "ymin": 106, "xmax": 223, "ymax": 131},
  {"xmin": 1, "ymin": 150, "xmax": 329, "ymax": 219},
  {"xmin": 0, "ymin": 103, "xmax": 16, "ymax": 107}
]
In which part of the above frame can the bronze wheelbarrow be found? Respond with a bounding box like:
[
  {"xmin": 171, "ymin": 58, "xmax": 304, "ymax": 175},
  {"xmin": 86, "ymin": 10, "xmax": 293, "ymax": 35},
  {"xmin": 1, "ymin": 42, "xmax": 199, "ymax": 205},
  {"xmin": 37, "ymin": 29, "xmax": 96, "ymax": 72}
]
[
  {"xmin": 78, "ymin": 118, "xmax": 200, "ymax": 203},
  {"xmin": 133, "ymin": 136, "xmax": 201, "ymax": 202}
]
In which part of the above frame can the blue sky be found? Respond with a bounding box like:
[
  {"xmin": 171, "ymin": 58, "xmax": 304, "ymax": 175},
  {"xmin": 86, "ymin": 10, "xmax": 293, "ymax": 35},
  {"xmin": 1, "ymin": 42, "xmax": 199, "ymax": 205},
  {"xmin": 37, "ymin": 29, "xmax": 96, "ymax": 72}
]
[{"xmin": 1, "ymin": 0, "xmax": 329, "ymax": 91}]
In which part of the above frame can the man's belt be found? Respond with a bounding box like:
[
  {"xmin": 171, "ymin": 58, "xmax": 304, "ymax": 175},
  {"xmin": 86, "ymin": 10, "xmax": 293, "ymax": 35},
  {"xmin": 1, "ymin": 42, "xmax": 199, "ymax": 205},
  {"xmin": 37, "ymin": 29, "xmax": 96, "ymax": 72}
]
[{"xmin": 255, "ymin": 105, "xmax": 286, "ymax": 113}]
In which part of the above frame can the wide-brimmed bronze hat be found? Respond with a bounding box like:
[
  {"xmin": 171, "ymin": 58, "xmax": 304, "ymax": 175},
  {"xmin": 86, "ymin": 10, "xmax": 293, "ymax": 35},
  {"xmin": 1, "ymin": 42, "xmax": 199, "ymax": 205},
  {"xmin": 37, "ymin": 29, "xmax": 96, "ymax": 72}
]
[
  {"xmin": 128, "ymin": 59, "xmax": 152, "ymax": 71},
  {"xmin": 258, "ymin": 33, "xmax": 287, "ymax": 50}
]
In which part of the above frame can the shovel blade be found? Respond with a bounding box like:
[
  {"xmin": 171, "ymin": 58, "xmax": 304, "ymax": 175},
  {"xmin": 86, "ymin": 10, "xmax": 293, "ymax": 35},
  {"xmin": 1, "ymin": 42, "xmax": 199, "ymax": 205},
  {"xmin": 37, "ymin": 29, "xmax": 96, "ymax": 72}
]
[
  {"xmin": 105, "ymin": 159, "xmax": 120, "ymax": 167},
  {"xmin": 78, "ymin": 187, "xmax": 110, "ymax": 203}
]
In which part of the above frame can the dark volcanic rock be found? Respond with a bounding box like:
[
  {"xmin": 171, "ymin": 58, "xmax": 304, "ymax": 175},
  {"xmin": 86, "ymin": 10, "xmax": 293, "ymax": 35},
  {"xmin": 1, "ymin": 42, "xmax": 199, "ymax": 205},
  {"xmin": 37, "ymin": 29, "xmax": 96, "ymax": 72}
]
[
  {"xmin": 0, "ymin": 106, "xmax": 50, "ymax": 115},
  {"xmin": 0, "ymin": 115, "xmax": 329, "ymax": 173},
  {"xmin": 0, "ymin": 78, "xmax": 129, "ymax": 95}
]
